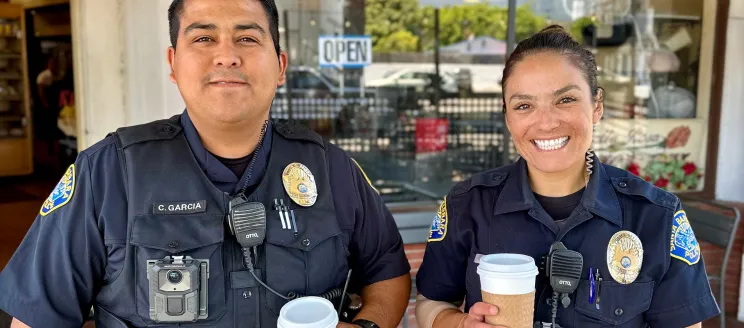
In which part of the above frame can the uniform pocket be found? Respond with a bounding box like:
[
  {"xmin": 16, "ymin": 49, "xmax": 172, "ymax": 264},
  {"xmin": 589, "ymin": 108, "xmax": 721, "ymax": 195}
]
[
  {"xmin": 263, "ymin": 207, "xmax": 349, "ymax": 316},
  {"xmin": 573, "ymin": 279, "xmax": 654, "ymax": 327},
  {"xmin": 231, "ymin": 270, "xmax": 261, "ymax": 328},
  {"xmin": 130, "ymin": 214, "xmax": 227, "ymax": 325}
]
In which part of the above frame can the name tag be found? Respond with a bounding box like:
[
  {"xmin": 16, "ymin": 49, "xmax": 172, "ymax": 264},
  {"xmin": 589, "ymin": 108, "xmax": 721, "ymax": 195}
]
[{"xmin": 153, "ymin": 200, "xmax": 207, "ymax": 214}]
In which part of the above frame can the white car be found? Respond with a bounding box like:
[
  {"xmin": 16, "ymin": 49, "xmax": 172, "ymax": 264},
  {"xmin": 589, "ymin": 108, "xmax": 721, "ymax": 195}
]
[{"xmin": 365, "ymin": 68, "xmax": 459, "ymax": 94}]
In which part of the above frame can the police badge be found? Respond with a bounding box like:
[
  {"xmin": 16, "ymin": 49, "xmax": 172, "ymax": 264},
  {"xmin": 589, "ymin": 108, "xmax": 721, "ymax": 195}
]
[
  {"xmin": 40, "ymin": 164, "xmax": 76, "ymax": 216},
  {"xmin": 428, "ymin": 197, "xmax": 448, "ymax": 242},
  {"xmin": 282, "ymin": 163, "xmax": 318, "ymax": 207},
  {"xmin": 606, "ymin": 230, "xmax": 643, "ymax": 284},
  {"xmin": 671, "ymin": 210, "xmax": 701, "ymax": 265}
]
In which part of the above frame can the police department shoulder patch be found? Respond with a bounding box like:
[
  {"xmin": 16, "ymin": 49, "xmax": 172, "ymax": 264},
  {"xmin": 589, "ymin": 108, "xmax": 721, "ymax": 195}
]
[
  {"xmin": 40, "ymin": 164, "xmax": 76, "ymax": 216},
  {"xmin": 428, "ymin": 197, "xmax": 448, "ymax": 242},
  {"xmin": 671, "ymin": 210, "xmax": 701, "ymax": 265}
]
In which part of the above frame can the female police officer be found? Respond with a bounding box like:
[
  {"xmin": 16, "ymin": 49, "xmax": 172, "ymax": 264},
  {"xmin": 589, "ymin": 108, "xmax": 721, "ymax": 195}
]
[{"xmin": 414, "ymin": 26, "xmax": 719, "ymax": 328}]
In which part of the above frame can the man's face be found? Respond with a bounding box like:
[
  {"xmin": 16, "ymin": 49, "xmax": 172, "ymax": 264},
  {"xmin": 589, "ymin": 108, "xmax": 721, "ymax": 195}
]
[{"xmin": 168, "ymin": 0, "xmax": 287, "ymax": 125}]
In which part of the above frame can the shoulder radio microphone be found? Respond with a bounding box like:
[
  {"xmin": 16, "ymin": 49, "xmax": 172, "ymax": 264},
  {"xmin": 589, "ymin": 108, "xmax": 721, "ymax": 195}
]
[
  {"xmin": 227, "ymin": 196, "xmax": 358, "ymax": 321},
  {"xmin": 541, "ymin": 241, "xmax": 583, "ymax": 328},
  {"xmin": 228, "ymin": 195, "xmax": 267, "ymax": 248},
  {"xmin": 227, "ymin": 195, "xmax": 291, "ymax": 300}
]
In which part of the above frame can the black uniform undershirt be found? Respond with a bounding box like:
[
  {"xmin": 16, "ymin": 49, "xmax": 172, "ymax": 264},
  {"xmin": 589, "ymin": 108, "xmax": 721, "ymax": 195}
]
[
  {"xmin": 534, "ymin": 188, "xmax": 585, "ymax": 225},
  {"xmin": 210, "ymin": 152, "xmax": 255, "ymax": 179}
]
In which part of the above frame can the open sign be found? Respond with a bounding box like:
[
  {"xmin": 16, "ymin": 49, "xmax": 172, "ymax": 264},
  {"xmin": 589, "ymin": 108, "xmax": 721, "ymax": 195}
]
[{"xmin": 318, "ymin": 35, "xmax": 372, "ymax": 68}]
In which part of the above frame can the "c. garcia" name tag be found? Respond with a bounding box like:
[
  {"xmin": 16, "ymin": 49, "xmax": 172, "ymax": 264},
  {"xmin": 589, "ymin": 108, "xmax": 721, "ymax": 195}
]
[{"xmin": 153, "ymin": 200, "xmax": 207, "ymax": 214}]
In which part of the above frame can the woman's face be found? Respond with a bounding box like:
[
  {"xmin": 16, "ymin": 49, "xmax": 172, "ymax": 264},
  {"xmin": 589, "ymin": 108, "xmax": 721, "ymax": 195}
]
[{"xmin": 503, "ymin": 51, "xmax": 602, "ymax": 175}]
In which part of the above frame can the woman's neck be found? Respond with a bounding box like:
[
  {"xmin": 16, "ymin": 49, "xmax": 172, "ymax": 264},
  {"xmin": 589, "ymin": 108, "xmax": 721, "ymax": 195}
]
[{"xmin": 527, "ymin": 160, "xmax": 587, "ymax": 197}]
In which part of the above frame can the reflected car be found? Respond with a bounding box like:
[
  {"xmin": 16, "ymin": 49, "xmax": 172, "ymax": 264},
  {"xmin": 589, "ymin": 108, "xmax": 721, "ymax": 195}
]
[{"xmin": 365, "ymin": 68, "xmax": 459, "ymax": 95}]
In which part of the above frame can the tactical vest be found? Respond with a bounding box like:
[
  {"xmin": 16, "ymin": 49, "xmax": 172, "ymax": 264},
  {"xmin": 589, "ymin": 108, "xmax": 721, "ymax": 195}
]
[{"xmin": 93, "ymin": 115, "xmax": 350, "ymax": 327}]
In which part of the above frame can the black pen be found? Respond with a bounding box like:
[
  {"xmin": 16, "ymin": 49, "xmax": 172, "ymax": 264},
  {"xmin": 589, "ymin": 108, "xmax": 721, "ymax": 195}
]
[{"xmin": 290, "ymin": 209, "xmax": 298, "ymax": 237}]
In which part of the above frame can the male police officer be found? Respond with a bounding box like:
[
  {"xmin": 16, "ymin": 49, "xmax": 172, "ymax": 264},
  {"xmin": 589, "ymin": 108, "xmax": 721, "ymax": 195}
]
[{"xmin": 0, "ymin": 0, "xmax": 412, "ymax": 327}]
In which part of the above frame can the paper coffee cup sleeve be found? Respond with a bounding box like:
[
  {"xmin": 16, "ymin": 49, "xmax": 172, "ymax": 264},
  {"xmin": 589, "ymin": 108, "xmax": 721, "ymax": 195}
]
[{"xmin": 482, "ymin": 290, "xmax": 535, "ymax": 328}]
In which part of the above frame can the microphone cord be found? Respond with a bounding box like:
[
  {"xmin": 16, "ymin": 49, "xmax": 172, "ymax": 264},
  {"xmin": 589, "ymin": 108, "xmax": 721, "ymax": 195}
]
[{"xmin": 242, "ymin": 246, "xmax": 291, "ymax": 300}]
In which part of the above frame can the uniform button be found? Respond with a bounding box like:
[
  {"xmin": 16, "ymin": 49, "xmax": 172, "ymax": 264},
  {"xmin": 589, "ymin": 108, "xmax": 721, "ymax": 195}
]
[
  {"xmin": 168, "ymin": 241, "xmax": 179, "ymax": 248},
  {"xmin": 618, "ymin": 182, "xmax": 627, "ymax": 188},
  {"xmin": 302, "ymin": 239, "xmax": 310, "ymax": 247},
  {"xmin": 243, "ymin": 291, "xmax": 251, "ymax": 298},
  {"xmin": 163, "ymin": 125, "xmax": 173, "ymax": 132},
  {"xmin": 614, "ymin": 308, "xmax": 624, "ymax": 316}
]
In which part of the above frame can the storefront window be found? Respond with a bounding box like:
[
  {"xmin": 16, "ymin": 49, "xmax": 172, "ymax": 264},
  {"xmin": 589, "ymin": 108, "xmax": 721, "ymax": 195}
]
[
  {"xmin": 573, "ymin": 0, "xmax": 713, "ymax": 193},
  {"xmin": 270, "ymin": 0, "xmax": 716, "ymax": 205}
]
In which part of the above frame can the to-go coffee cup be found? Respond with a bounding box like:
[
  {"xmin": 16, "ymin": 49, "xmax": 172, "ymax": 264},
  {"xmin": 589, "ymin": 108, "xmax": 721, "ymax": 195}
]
[
  {"xmin": 477, "ymin": 253, "xmax": 539, "ymax": 328},
  {"xmin": 277, "ymin": 296, "xmax": 339, "ymax": 328}
]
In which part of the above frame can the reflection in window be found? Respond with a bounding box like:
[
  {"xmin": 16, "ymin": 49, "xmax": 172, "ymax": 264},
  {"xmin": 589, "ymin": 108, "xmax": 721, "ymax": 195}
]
[{"xmin": 272, "ymin": 0, "xmax": 714, "ymax": 202}]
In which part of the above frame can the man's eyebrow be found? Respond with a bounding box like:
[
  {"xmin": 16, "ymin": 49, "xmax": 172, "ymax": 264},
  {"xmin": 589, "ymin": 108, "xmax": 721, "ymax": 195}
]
[
  {"xmin": 235, "ymin": 23, "xmax": 266, "ymax": 36},
  {"xmin": 553, "ymin": 84, "xmax": 581, "ymax": 96},
  {"xmin": 183, "ymin": 22, "xmax": 217, "ymax": 35}
]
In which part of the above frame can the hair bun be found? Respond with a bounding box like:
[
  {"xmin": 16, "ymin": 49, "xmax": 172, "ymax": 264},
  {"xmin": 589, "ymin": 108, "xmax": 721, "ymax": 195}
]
[{"xmin": 539, "ymin": 24, "xmax": 569, "ymax": 35}]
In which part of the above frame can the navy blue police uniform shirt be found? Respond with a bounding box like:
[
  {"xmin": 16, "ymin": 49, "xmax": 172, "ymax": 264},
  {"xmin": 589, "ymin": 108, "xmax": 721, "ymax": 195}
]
[
  {"xmin": 416, "ymin": 156, "xmax": 720, "ymax": 327},
  {"xmin": 0, "ymin": 110, "xmax": 410, "ymax": 327}
]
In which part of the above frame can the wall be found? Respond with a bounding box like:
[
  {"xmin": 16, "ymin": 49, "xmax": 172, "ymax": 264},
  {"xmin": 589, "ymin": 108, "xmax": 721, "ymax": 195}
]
[
  {"xmin": 716, "ymin": 0, "xmax": 744, "ymax": 203},
  {"xmin": 71, "ymin": 0, "xmax": 127, "ymax": 148},
  {"xmin": 72, "ymin": 0, "xmax": 191, "ymax": 149},
  {"xmin": 726, "ymin": 1, "xmax": 744, "ymax": 321},
  {"xmin": 122, "ymin": 0, "xmax": 185, "ymax": 126}
]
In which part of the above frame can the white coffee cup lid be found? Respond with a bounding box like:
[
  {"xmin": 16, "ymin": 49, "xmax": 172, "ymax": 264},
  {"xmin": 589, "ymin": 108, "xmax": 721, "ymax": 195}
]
[
  {"xmin": 477, "ymin": 253, "xmax": 538, "ymax": 277},
  {"xmin": 277, "ymin": 297, "xmax": 338, "ymax": 328}
]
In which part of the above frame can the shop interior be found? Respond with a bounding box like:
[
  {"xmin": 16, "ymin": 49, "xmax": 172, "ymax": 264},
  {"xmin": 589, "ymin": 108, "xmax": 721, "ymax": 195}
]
[
  {"xmin": 0, "ymin": 1, "xmax": 76, "ymax": 315},
  {"xmin": 0, "ymin": 0, "xmax": 75, "ymax": 181}
]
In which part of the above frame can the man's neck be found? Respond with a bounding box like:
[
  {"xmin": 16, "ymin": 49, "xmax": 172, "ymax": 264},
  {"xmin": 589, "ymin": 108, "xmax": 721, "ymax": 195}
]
[
  {"xmin": 527, "ymin": 159, "xmax": 587, "ymax": 197},
  {"xmin": 190, "ymin": 113, "xmax": 268, "ymax": 159}
]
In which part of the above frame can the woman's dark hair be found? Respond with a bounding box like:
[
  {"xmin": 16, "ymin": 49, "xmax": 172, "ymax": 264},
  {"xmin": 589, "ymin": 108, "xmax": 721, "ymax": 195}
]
[{"xmin": 501, "ymin": 25, "xmax": 602, "ymax": 111}]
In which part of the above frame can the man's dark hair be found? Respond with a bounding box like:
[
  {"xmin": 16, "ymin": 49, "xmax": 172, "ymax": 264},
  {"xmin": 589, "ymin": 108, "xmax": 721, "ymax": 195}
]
[{"xmin": 168, "ymin": 0, "xmax": 281, "ymax": 56}]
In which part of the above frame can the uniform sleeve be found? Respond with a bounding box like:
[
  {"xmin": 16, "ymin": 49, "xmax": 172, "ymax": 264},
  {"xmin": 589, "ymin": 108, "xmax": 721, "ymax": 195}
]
[
  {"xmin": 644, "ymin": 202, "xmax": 721, "ymax": 326},
  {"xmin": 415, "ymin": 193, "xmax": 469, "ymax": 303},
  {"xmin": 0, "ymin": 153, "xmax": 106, "ymax": 328},
  {"xmin": 343, "ymin": 157, "xmax": 411, "ymax": 286}
]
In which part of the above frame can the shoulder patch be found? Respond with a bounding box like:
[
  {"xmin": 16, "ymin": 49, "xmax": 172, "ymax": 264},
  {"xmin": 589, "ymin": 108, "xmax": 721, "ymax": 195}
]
[
  {"xmin": 428, "ymin": 197, "xmax": 448, "ymax": 242},
  {"xmin": 40, "ymin": 164, "xmax": 76, "ymax": 216},
  {"xmin": 670, "ymin": 210, "xmax": 701, "ymax": 265},
  {"xmin": 351, "ymin": 158, "xmax": 378, "ymax": 194}
]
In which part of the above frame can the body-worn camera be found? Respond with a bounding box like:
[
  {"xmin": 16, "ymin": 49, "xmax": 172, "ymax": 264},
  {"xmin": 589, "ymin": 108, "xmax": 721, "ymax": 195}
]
[{"xmin": 147, "ymin": 255, "xmax": 209, "ymax": 322}]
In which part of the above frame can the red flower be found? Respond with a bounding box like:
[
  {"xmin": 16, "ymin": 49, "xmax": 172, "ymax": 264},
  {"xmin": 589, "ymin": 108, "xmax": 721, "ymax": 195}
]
[
  {"xmin": 627, "ymin": 162, "xmax": 641, "ymax": 176},
  {"xmin": 644, "ymin": 176, "xmax": 652, "ymax": 182},
  {"xmin": 655, "ymin": 178, "xmax": 669, "ymax": 189},
  {"xmin": 682, "ymin": 162, "xmax": 697, "ymax": 175}
]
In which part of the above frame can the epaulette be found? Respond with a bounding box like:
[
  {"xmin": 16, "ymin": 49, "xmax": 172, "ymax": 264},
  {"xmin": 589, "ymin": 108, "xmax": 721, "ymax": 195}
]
[
  {"xmin": 273, "ymin": 120, "xmax": 325, "ymax": 149},
  {"xmin": 111, "ymin": 115, "xmax": 182, "ymax": 149},
  {"xmin": 605, "ymin": 164, "xmax": 677, "ymax": 211},
  {"xmin": 451, "ymin": 169, "xmax": 510, "ymax": 197}
]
